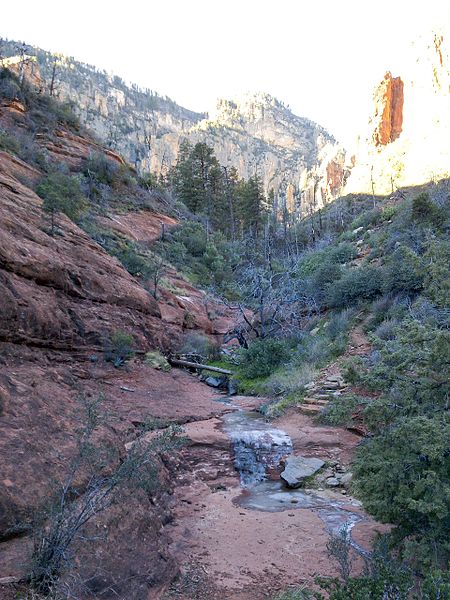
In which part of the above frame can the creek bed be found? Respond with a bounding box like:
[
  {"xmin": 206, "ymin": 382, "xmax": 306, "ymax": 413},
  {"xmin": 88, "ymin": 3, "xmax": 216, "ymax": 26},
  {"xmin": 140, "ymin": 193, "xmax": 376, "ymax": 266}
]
[{"xmin": 221, "ymin": 406, "xmax": 368, "ymax": 553}]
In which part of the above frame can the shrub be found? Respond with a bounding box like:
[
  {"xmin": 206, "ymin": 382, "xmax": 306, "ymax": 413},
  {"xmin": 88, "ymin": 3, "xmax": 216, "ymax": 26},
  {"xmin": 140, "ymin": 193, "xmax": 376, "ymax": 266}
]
[
  {"xmin": 411, "ymin": 193, "xmax": 443, "ymax": 227},
  {"xmin": 171, "ymin": 221, "xmax": 207, "ymax": 257},
  {"xmin": 104, "ymin": 330, "xmax": 135, "ymax": 367},
  {"xmin": 327, "ymin": 308, "xmax": 354, "ymax": 341},
  {"xmin": 321, "ymin": 395, "xmax": 364, "ymax": 426},
  {"xmin": 116, "ymin": 246, "xmax": 149, "ymax": 277},
  {"xmin": 383, "ymin": 246, "xmax": 424, "ymax": 295},
  {"xmin": 373, "ymin": 319, "xmax": 398, "ymax": 341},
  {"xmin": 29, "ymin": 396, "xmax": 181, "ymax": 595},
  {"xmin": 179, "ymin": 332, "xmax": 220, "ymax": 361},
  {"xmin": 311, "ymin": 261, "xmax": 342, "ymax": 303},
  {"xmin": 423, "ymin": 239, "xmax": 450, "ymax": 308},
  {"xmin": 366, "ymin": 294, "xmax": 397, "ymax": 331},
  {"xmin": 353, "ymin": 415, "xmax": 450, "ymax": 565},
  {"xmin": 144, "ymin": 351, "xmax": 171, "ymax": 372},
  {"xmin": 0, "ymin": 128, "xmax": 21, "ymax": 155},
  {"xmin": 328, "ymin": 242, "xmax": 358, "ymax": 264},
  {"xmin": 350, "ymin": 207, "xmax": 382, "ymax": 230},
  {"xmin": 326, "ymin": 265, "xmax": 383, "ymax": 308},
  {"xmin": 239, "ymin": 338, "xmax": 290, "ymax": 379},
  {"xmin": 83, "ymin": 152, "xmax": 121, "ymax": 187},
  {"xmin": 0, "ymin": 68, "xmax": 23, "ymax": 100},
  {"xmin": 262, "ymin": 363, "xmax": 316, "ymax": 398}
]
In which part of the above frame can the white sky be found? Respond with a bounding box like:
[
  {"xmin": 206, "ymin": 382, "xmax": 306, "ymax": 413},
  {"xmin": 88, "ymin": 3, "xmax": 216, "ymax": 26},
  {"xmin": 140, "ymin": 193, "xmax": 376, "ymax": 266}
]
[{"xmin": 2, "ymin": 0, "xmax": 449, "ymax": 145}]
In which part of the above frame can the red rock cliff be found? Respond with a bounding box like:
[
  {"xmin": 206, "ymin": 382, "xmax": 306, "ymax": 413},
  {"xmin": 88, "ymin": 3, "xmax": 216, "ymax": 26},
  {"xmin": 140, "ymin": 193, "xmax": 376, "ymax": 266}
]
[{"xmin": 372, "ymin": 72, "xmax": 404, "ymax": 146}]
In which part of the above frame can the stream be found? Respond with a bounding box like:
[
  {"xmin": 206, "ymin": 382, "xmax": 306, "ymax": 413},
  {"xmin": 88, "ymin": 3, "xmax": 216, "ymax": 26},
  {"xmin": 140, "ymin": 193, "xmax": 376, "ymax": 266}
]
[{"xmin": 221, "ymin": 404, "xmax": 368, "ymax": 554}]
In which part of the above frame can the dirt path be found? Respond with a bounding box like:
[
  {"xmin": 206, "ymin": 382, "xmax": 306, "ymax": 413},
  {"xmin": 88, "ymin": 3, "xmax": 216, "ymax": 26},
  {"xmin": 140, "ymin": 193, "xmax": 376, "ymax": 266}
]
[{"xmin": 300, "ymin": 317, "xmax": 372, "ymax": 416}]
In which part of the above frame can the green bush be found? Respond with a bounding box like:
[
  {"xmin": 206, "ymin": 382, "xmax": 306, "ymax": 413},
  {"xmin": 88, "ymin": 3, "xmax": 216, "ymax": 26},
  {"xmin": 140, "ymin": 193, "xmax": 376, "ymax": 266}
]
[
  {"xmin": 83, "ymin": 152, "xmax": 123, "ymax": 187},
  {"xmin": 326, "ymin": 265, "xmax": 383, "ymax": 308},
  {"xmin": 350, "ymin": 207, "xmax": 382, "ymax": 230},
  {"xmin": 311, "ymin": 261, "xmax": 342, "ymax": 300},
  {"xmin": 171, "ymin": 221, "xmax": 207, "ymax": 257},
  {"xmin": 423, "ymin": 239, "xmax": 450, "ymax": 308},
  {"xmin": 411, "ymin": 193, "xmax": 444, "ymax": 227},
  {"xmin": 328, "ymin": 242, "xmax": 358, "ymax": 264},
  {"xmin": 0, "ymin": 68, "xmax": 23, "ymax": 101},
  {"xmin": 239, "ymin": 338, "xmax": 290, "ymax": 379},
  {"xmin": 104, "ymin": 330, "xmax": 135, "ymax": 367},
  {"xmin": 320, "ymin": 395, "xmax": 362, "ymax": 426},
  {"xmin": 353, "ymin": 415, "xmax": 450, "ymax": 564},
  {"xmin": 383, "ymin": 246, "xmax": 424, "ymax": 295},
  {"xmin": 0, "ymin": 128, "xmax": 21, "ymax": 155},
  {"xmin": 116, "ymin": 246, "xmax": 149, "ymax": 277}
]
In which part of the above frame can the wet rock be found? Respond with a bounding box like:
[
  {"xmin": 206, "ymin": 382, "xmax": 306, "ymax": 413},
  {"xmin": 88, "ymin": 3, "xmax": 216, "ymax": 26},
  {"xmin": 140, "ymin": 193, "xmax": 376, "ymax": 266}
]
[
  {"xmin": 228, "ymin": 379, "xmax": 238, "ymax": 396},
  {"xmin": 280, "ymin": 456, "xmax": 325, "ymax": 488},
  {"xmin": 204, "ymin": 376, "xmax": 223, "ymax": 388}
]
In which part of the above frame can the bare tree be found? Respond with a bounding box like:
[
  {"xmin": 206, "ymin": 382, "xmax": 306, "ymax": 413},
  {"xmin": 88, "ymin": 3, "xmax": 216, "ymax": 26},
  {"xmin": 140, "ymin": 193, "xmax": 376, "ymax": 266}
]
[
  {"xmin": 326, "ymin": 524, "xmax": 354, "ymax": 582},
  {"xmin": 29, "ymin": 396, "xmax": 182, "ymax": 595}
]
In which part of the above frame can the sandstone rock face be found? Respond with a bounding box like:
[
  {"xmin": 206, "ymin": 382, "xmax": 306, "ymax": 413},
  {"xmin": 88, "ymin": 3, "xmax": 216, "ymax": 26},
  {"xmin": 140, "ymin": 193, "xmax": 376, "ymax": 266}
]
[
  {"xmin": 0, "ymin": 158, "xmax": 233, "ymax": 352},
  {"xmin": 345, "ymin": 28, "xmax": 450, "ymax": 195},
  {"xmin": 0, "ymin": 161, "xmax": 169, "ymax": 351},
  {"xmin": 372, "ymin": 72, "xmax": 404, "ymax": 146}
]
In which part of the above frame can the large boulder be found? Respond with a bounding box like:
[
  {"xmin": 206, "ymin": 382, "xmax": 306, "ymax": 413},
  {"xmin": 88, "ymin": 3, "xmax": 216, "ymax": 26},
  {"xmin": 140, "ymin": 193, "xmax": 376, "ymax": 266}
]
[{"xmin": 280, "ymin": 456, "xmax": 325, "ymax": 488}]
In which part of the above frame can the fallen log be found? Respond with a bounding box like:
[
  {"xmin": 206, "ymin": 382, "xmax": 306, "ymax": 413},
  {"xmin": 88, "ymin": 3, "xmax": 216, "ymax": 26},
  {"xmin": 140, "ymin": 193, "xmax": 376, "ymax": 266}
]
[
  {"xmin": 0, "ymin": 575, "xmax": 22, "ymax": 585},
  {"xmin": 169, "ymin": 358, "xmax": 232, "ymax": 375}
]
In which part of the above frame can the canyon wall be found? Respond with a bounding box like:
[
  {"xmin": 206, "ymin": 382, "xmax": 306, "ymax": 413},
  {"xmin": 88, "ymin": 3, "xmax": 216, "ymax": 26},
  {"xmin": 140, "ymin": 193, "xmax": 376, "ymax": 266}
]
[{"xmin": 0, "ymin": 41, "xmax": 346, "ymax": 214}]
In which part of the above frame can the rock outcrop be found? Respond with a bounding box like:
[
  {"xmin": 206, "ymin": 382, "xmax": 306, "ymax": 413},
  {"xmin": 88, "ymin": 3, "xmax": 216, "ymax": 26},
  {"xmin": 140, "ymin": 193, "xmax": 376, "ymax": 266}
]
[
  {"xmin": 0, "ymin": 109, "xmax": 237, "ymax": 599},
  {"xmin": 0, "ymin": 159, "xmax": 167, "ymax": 351},
  {"xmin": 372, "ymin": 72, "xmax": 404, "ymax": 146},
  {"xmin": 345, "ymin": 28, "xmax": 450, "ymax": 195}
]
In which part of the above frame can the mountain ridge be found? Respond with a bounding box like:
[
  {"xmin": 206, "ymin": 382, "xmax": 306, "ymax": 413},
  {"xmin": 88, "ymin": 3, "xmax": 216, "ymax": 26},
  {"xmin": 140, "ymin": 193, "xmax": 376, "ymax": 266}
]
[{"xmin": 0, "ymin": 39, "xmax": 345, "ymax": 210}]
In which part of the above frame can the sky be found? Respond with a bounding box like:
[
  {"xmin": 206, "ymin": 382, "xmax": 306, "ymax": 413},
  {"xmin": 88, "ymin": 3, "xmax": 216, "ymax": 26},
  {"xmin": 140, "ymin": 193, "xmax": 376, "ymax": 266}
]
[{"xmin": 2, "ymin": 0, "xmax": 449, "ymax": 146}]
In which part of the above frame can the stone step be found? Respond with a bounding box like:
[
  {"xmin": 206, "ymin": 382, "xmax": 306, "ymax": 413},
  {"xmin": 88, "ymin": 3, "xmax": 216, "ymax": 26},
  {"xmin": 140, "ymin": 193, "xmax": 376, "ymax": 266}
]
[
  {"xmin": 315, "ymin": 393, "xmax": 334, "ymax": 399},
  {"xmin": 322, "ymin": 382, "xmax": 341, "ymax": 389},
  {"xmin": 324, "ymin": 375, "xmax": 344, "ymax": 383},
  {"xmin": 303, "ymin": 397, "xmax": 329, "ymax": 406},
  {"xmin": 298, "ymin": 404, "xmax": 324, "ymax": 414}
]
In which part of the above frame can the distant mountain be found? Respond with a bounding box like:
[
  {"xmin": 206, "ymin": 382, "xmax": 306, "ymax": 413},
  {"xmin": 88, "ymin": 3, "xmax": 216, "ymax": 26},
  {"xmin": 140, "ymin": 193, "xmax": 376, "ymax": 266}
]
[{"xmin": 0, "ymin": 40, "xmax": 347, "ymax": 213}]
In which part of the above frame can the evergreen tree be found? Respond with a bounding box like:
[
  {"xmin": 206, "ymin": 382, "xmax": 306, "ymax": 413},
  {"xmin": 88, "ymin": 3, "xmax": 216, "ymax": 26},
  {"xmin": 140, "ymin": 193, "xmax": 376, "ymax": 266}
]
[
  {"xmin": 36, "ymin": 172, "xmax": 86, "ymax": 235},
  {"xmin": 236, "ymin": 175, "xmax": 267, "ymax": 238}
]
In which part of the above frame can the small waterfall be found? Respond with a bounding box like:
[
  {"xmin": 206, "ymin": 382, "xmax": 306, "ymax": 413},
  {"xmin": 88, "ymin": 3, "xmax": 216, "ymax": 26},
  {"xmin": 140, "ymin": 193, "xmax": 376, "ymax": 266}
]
[
  {"xmin": 220, "ymin": 405, "xmax": 369, "ymax": 559},
  {"xmin": 223, "ymin": 411, "xmax": 293, "ymax": 486}
]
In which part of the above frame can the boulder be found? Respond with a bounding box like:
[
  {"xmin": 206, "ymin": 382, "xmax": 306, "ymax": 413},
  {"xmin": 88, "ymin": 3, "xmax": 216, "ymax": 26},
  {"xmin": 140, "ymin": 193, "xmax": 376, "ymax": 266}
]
[
  {"xmin": 280, "ymin": 456, "xmax": 325, "ymax": 488},
  {"xmin": 204, "ymin": 376, "xmax": 222, "ymax": 388},
  {"xmin": 325, "ymin": 477, "xmax": 341, "ymax": 487}
]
